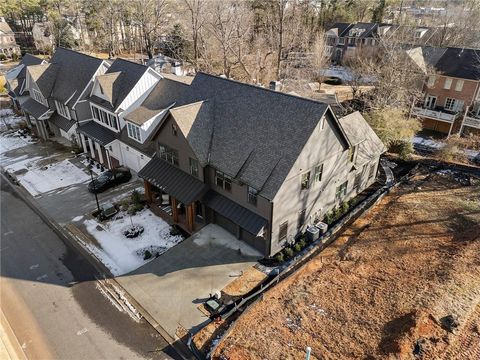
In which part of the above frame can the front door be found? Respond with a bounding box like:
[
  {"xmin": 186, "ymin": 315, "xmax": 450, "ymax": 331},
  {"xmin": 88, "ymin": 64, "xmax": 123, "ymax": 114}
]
[{"xmin": 425, "ymin": 95, "xmax": 437, "ymax": 109}]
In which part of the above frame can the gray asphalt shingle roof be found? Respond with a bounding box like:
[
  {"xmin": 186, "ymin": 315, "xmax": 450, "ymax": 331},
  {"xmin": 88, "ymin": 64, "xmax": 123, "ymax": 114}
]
[
  {"xmin": 77, "ymin": 121, "xmax": 116, "ymax": 145},
  {"xmin": 27, "ymin": 63, "xmax": 58, "ymax": 98},
  {"xmin": 169, "ymin": 72, "xmax": 337, "ymax": 200},
  {"xmin": 89, "ymin": 58, "xmax": 148, "ymax": 111},
  {"xmin": 338, "ymin": 111, "xmax": 386, "ymax": 166},
  {"xmin": 49, "ymin": 48, "xmax": 104, "ymax": 105},
  {"xmin": 139, "ymin": 157, "xmax": 207, "ymax": 204},
  {"xmin": 124, "ymin": 78, "xmax": 189, "ymax": 125},
  {"xmin": 434, "ymin": 47, "xmax": 480, "ymax": 80},
  {"xmin": 48, "ymin": 113, "xmax": 75, "ymax": 132},
  {"xmin": 9, "ymin": 54, "xmax": 44, "ymax": 96},
  {"xmin": 22, "ymin": 98, "xmax": 51, "ymax": 119}
]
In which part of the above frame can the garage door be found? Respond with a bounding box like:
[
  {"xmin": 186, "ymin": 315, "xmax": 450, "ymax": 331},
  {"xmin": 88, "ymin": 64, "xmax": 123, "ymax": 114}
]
[
  {"xmin": 240, "ymin": 228, "xmax": 265, "ymax": 255},
  {"xmin": 214, "ymin": 213, "xmax": 237, "ymax": 236},
  {"xmin": 123, "ymin": 148, "xmax": 141, "ymax": 172}
]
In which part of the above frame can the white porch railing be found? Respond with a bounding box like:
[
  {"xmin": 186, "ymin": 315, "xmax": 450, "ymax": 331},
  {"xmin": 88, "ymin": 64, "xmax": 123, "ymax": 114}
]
[
  {"xmin": 412, "ymin": 107, "xmax": 456, "ymax": 123},
  {"xmin": 463, "ymin": 116, "xmax": 480, "ymax": 129}
]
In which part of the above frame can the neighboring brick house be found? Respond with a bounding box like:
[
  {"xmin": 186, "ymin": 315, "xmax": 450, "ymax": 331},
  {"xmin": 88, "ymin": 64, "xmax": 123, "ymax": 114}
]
[
  {"xmin": 410, "ymin": 47, "xmax": 480, "ymax": 136},
  {"xmin": 77, "ymin": 58, "xmax": 162, "ymax": 169},
  {"xmin": 138, "ymin": 73, "xmax": 385, "ymax": 256},
  {"xmin": 22, "ymin": 48, "xmax": 109, "ymax": 143},
  {"xmin": 5, "ymin": 54, "xmax": 45, "ymax": 111},
  {"xmin": 325, "ymin": 22, "xmax": 443, "ymax": 65},
  {"xmin": 326, "ymin": 22, "xmax": 393, "ymax": 64}
]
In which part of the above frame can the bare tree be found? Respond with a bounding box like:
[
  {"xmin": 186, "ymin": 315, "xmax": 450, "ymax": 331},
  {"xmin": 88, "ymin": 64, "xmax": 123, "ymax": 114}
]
[
  {"xmin": 131, "ymin": 0, "xmax": 168, "ymax": 59},
  {"xmin": 182, "ymin": 0, "xmax": 207, "ymax": 66}
]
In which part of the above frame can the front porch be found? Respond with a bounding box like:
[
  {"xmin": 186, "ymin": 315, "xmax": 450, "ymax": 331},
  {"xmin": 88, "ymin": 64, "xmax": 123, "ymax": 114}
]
[
  {"xmin": 77, "ymin": 121, "xmax": 118, "ymax": 170},
  {"xmin": 144, "ymin": 183, "xmax": 206, "ymax": 235}
]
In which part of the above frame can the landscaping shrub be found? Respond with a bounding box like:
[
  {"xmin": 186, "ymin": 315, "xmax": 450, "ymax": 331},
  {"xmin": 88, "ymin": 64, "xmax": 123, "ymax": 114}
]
[
  {"xmin": 294, "ymin": 242, "xmax": 303, "ymax": 252},
  {"xmin": 131, "ymin": 189, "xmax": 141, "ymax": 205},
  {"xmin": 341, "ymin": 201, "xmax": 349, "ymax": 214},
  {"xmin": 143, "ymin": 250, "xmax": 152, "ymax": 260},
  {"xmin": 169, "ymin": 226, "xmax": 182, "ymax": 236},
  {"xmin": 390, "ymin": 140, "xmax": 414, "ymax": 160},
  {"xmin": 0, "ymin": 54, "xmax": 6, "ymax": 61},
  {"xmin": 283, "ymin": 247, "xmax": 294, "ymax": 259},
  {"xmin": 274, "ymin": 252, "xmax": 284, "ymax": 263},
  {"xmin": 348, "ymin": 197, "xmax": 359, "ymax": 208},
  {"xmin": 298, "ymin": 238, "xmax": 306, "ymax": 249},
  {"xmin": 128, "ymin": 203, "xmax": 144, "ymax": 215}
]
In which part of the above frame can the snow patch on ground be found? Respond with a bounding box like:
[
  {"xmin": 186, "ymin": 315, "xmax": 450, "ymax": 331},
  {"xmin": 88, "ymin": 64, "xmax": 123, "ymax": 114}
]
[
  {"xmin": 413, "ymin": 136, "xmax": 445, "ymax": 149},
  {"xmin": 192, "ymin": 225, "xmax": 261, "ymax": 258},
  {"xmin": 5, "ymin": 157, "xmax": 90, "ymax": 197},
  {"xmin": 0, "ymin": 109, "xmax": 26, "ymax": 131},
  {"xmin": 72, "ymin": 215, "xmax": 84, "ymax": 222},
  {"xmin": 0, "ymin": 131, "xmax": 37, "ymax": 155},
  {"xmin": 83, "ymin": 209, "xmax": 183, "ymax": 275}
]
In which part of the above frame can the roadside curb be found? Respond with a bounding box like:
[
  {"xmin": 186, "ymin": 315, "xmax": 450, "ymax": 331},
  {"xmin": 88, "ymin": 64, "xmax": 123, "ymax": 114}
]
[
  {"xmin": 0, "ymin": 308, "xmax": 27, "ymax": 360},
  {"xmin": 0, "ymin": 172, "xmax": 195, "ymax": 360}
]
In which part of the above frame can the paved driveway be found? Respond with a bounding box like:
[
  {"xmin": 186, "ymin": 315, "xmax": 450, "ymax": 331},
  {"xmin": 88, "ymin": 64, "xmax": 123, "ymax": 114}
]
[{"xmin": 116, "ymin": 224, "xmax": 262, "ymax": 338}]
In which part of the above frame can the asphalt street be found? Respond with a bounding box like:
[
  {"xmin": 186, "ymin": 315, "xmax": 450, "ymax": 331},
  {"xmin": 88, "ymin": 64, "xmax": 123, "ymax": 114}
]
[{"xmin": 0, "ymin": 176, "xmax": 177, "ymax": 360}]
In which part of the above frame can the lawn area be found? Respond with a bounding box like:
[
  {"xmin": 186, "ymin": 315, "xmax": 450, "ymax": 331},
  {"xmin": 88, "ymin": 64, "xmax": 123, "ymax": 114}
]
[{"xmin": 214, "ymin": 168, "xmax": 480, "ymax": 360}]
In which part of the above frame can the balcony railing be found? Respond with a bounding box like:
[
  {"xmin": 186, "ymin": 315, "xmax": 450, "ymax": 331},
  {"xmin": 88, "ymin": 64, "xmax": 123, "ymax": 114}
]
[
  {"xmin": 463, "ymin": 115, "xmax": 480, "ymax": 129},
  {"xmin": 412, "ymin": 106, "xmax": 457, "ymax": 123}
]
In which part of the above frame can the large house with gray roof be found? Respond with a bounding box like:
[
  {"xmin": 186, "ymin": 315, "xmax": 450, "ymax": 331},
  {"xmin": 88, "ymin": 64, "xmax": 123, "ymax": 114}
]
[
  {"xmin": 77, "ymin": 58, "xmax": 162, "ymax": 169},
  {"xmin": 22, "ymin": 47, "xmax": 109, "ymax": 143},
  {"xmin": 5, "ymin": 54, "xmax": 45, "ymax": 111},
  {"xmin": 136, "ymin": 73, "xmax": 385, "ymax": 256}
]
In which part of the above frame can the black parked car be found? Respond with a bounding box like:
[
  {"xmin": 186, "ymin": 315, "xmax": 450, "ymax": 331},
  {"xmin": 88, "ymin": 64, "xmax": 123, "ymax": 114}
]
[{"xmin": 87, "ymin": 167, "xmax": 132, "ymax": 193}]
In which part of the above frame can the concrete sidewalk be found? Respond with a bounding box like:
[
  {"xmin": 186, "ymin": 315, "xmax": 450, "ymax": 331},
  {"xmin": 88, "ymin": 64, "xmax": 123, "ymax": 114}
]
[{"xmin": 116, "ymin": 224, "xmax": 261, "ymax": 338}]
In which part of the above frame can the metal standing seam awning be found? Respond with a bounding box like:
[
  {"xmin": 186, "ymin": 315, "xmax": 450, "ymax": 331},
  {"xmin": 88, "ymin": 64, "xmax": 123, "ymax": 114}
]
[
  {"xmin": 76, "ymin": 120, "xmax": 117, "ymax": 146},
  {"xmin": 48, "ymin": 113, "xmax": 76, "ymax": 132},
  {"xmin": 22, "ymin": 98, "xmax": 52, "ymax": 119},
  {"xmin": 138, "ymin": 157, "xmax": 207, "ymax": 205},
  {"xmin": 202, "ymin": 190, "xmax": 268, "ymax": 235}
]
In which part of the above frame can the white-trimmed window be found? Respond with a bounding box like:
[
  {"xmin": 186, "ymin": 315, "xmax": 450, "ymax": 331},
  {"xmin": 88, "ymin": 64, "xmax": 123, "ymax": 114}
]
[
  {"xmin": 55, "ymin": 100, "xmax": 70, "ymax": 119},
  {"xmin": 31, "ymin": 89, "xmax": 47, "ymax": 106},
  {"xmin": 443, "ymin": 77, "xmax": 452, "ymax": 90},
  {"xmin": 91, "ymin": 104, "xmax": 119, "ymax": 130},
  {"xmin": 455, "ymin": 80, "xmax": 464, "ymax": 92},
  {"xmin": 335, "ymin": 181, "xmax": 348, "ymax": 200},
  {"xmin": 445, "ymin": 98, "xmax": 464, "ymax": 112},
  {"xmin": 127, "ymin": 122, "xmax": 141, "ymax": 142},
  {"xmin": 427, "ymin": 76, "xmax": 436, "ymax": 88}
]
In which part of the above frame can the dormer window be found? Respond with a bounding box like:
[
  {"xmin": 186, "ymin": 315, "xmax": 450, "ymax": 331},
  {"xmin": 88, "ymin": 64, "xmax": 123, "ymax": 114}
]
[
  {"xmin": 55, "ymin": 100, "xmax": 70, "ymax": 119},
  {"xmin": 127, "ymin": 122, "xmax": 141, "ymax": 142}
]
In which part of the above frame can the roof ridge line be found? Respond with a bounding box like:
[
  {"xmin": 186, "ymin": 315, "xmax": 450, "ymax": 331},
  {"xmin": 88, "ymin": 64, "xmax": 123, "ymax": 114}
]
[
  {"xmin": 196, "ymin": 72, "xmax": 329, "ymax": 107},
  {"xmin": 55, "ymin": 47, "xmax": 103, "ymax": 62}
]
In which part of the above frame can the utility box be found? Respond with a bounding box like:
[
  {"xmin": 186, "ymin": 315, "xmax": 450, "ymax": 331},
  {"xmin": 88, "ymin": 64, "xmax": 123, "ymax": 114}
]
[
  {"xmin": 316, "ymin": 222, "xmax": 328, "ymax": 235},
  {"xmin": 306, "ymin": 226, "xmax": 320, "ymax": 242}
]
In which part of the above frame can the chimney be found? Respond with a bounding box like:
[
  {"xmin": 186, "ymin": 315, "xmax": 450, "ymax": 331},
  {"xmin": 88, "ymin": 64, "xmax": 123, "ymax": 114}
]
[{"xmin": 269, "ymin": 81, "xmax": 281, "ymax": 91}]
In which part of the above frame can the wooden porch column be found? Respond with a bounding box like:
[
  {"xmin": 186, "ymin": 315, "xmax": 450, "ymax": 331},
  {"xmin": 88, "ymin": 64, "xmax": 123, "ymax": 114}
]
[
  {"xmin": 171, "ymin": 197, "xmax": 179, "ymax": 223},
  {"xmin": 144, "ymin": 180, "xmax": 153, "ymax": 203},
  {"xmin": 186, "ymin": 203, "xmax": 195, "ymax": 232}
]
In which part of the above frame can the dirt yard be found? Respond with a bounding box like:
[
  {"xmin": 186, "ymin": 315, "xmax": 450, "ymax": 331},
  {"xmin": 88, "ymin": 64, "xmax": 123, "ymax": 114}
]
[{"xmin": 214, "ymin": 169, "xmax": 480, "ymax": 360}]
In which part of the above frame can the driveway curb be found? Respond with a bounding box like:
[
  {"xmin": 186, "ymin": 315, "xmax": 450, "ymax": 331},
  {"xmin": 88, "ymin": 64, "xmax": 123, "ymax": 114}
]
[{"xmin": 1, "ymin": 172, "xmax": 195, "ymax": 360}]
